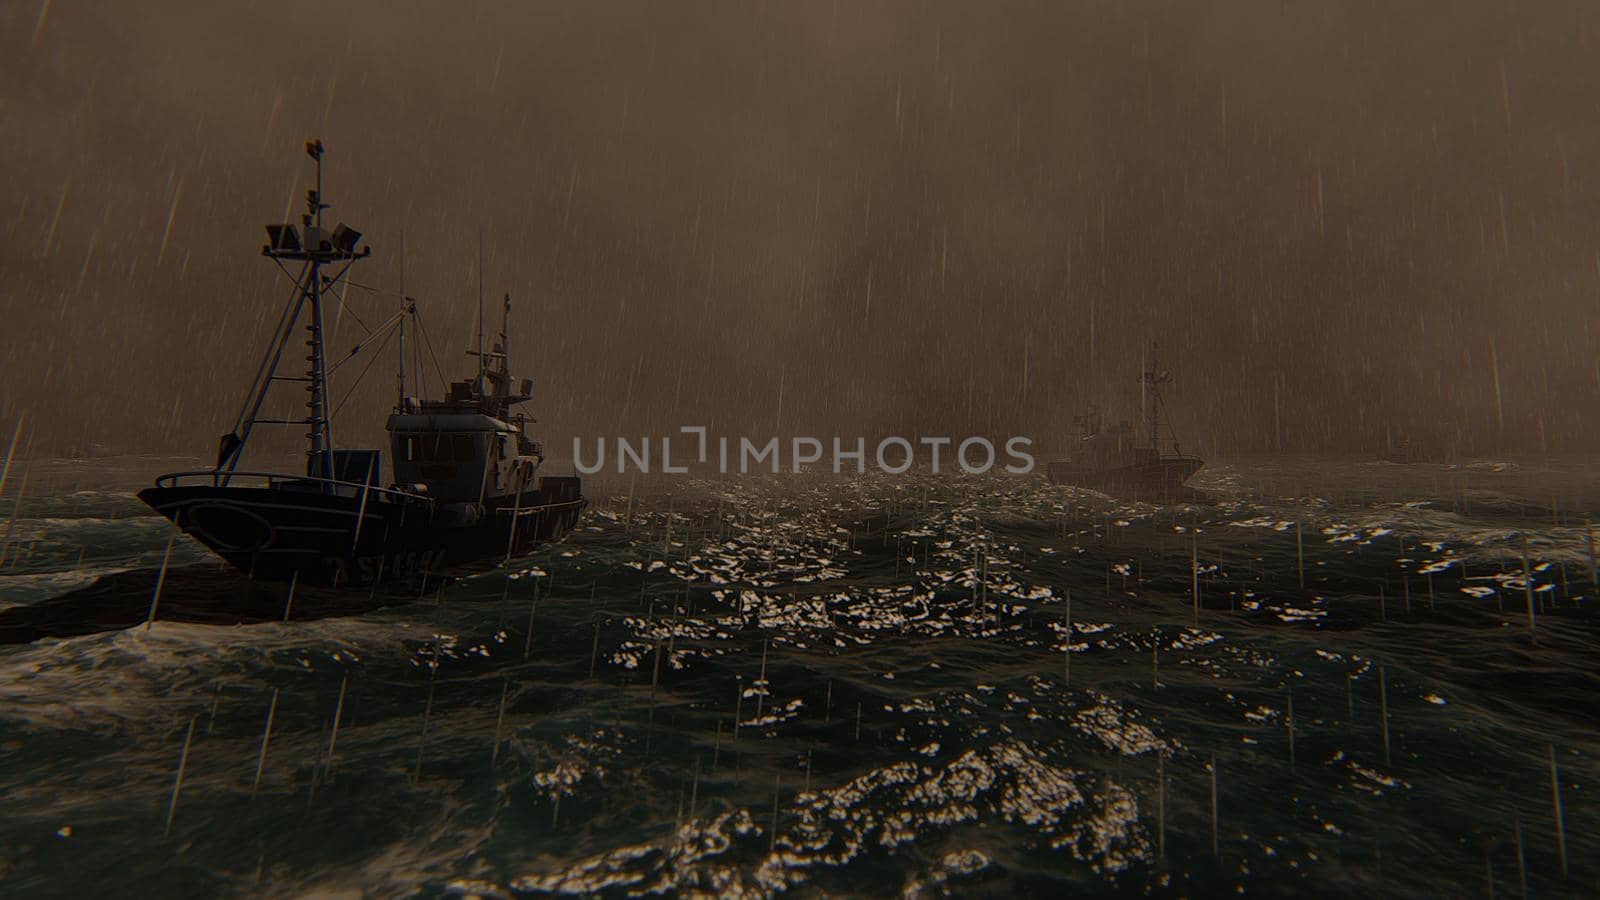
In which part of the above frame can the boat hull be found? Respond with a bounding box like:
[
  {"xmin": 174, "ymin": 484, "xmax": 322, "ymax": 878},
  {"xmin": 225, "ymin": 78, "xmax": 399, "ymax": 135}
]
[
  {"xmin": 1045, "ymin": 457, "xmax": 1204, "ymax": 501},
  {"xmin": 136, "ymin": 476, "xmax": 584, "ymax": 588}
]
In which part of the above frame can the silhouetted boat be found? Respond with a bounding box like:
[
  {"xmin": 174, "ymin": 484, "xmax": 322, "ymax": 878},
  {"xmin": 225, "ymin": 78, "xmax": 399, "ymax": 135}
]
[
  {"xmin": 1380, "ymin": 438, "xmax": 1423, "ymax": 464},
  {"xmin": 137, "ymin": 141, "xmax": 584, "ymax": 588},
  {"xmin": 1046, "ymin": 344, "xmax": 1203, "ymax": 500},
  {"xmin": 1378, "ymin": 433, "xmax": 1459, "ymax": 464}
]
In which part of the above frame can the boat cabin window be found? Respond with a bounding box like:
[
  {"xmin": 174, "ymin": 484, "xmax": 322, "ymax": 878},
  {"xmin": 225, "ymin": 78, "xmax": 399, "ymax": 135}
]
[{"xmin": 399, "ymin": 433, "xmax": 479, "ymax": 463}]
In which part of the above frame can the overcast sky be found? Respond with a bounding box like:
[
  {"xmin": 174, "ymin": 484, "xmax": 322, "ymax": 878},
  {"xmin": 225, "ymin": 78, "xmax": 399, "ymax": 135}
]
[{"xmin": 3, "ymin": 1, "xmax": 1597, "ymax": 460}]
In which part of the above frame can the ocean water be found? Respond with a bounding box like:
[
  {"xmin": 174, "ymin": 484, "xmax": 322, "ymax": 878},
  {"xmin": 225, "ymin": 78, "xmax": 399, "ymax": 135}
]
[{"xmin": 0, "ymin": 456, "xmax": 1596, "ymax": 897}]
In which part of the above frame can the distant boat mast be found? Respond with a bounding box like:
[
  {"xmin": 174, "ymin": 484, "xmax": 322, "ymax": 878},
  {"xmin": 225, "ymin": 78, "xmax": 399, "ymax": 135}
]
[{"xmin": 1140, "ymin": 342, "xmax": 1172, "ymax": 453}]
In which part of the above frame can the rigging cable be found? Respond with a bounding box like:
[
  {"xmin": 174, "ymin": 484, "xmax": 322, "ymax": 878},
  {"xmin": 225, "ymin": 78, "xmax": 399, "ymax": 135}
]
[
  {"xmin": 412, "ymin": 312, "xmax": 452, "ymax": 398},
  {"xmin": 327, "ymin": 310, "xmax": 405, "ymax": 375},
  {"xmin": 230, "ymin": 273, "xmax": 304, "ymax": 435},
  {"xmin": 330, "ymin": 327, "xmax": 398, "ymax": 419}
]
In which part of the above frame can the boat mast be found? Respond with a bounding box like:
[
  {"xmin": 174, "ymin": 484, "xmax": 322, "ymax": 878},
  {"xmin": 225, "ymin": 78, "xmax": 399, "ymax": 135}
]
[
  {"xmin": 1140, "ymin": 341, "xmax": 1171, "ymax": 453},
  {"xmin": 501, "ymin": 291, "xmax": 511, "ymax": 378},
  {"xmin": 306, "ymin": 141, "xmax": 332, "ymax": 478},
  {"xmin": 1139, "ymin": 343, "xmax": 1147, "ymax": 441},
  {"xmin": 222, "ymin": 139, "xmax": 370, "ymax": 487}
]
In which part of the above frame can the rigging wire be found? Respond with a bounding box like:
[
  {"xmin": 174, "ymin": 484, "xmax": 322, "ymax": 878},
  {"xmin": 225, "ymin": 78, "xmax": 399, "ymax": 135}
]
[
  {"xmin": 331, "ymin": 287, "xmax": 373, "ymax": 337},
  {"xmin": 233, "ymin": 253, "xmax": 449, "ymax": 448},
  {"xmin": 231, "ymin": 272, "xmax": 305, "ymax": 435},
  {"xmin": 412, "ymin": 313, "xmax": 452, "ymax": 398},
  {"xmin": 340, "ymin": 278, "xmax": 404, "ymax": 299},
  {"xmin": 327, "ymin": 310, "xmax": 405, "ymax": 375},
  {"xmin": 330, "ymin": 271, "xmax": 353, "ymax": 345},
  {"xmin": 320, "ymin": 263, "xmax": 370, "ymax": 340},
  {"xmin": 330, "ymin": 327, "xmax": 398, "ymax": 419}
]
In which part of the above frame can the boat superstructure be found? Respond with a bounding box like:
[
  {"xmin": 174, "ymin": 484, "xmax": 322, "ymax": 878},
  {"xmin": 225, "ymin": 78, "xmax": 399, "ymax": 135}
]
[
  {"xmin": 137, "ymin": 141, "xmax": 584, "ymax": 587},
  {"xmin": 1046, "ymin": 344, "xmax": 1204, "ymax": 500}
]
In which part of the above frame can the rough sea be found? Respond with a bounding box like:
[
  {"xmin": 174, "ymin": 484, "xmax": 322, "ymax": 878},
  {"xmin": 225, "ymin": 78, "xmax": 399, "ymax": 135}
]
[{"xmin": 1, "ymin": 456, "xmax": 1595, "ymax": 898}]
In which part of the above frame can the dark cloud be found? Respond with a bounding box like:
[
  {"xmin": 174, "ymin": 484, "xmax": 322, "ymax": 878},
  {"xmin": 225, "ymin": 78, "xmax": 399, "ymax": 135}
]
[{"xmin": 3, "ymin": 0, "xmax": 1596, "ymax": 460}]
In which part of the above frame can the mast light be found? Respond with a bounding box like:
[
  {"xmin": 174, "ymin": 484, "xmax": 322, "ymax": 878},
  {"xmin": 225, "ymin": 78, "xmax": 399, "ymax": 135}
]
[
  {"xmin": 332, "ymin": 223, "xmax": 362, "ymax": 253},
  {"xmin": 265, "ymin": 224, "xmax": 301, "ymax": 252}
]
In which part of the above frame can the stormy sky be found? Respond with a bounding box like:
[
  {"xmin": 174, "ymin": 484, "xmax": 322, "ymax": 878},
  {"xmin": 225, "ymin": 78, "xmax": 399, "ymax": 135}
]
[{"xmin": 2, "ymin": 0, "xmax": 1597, "ymax": 462}]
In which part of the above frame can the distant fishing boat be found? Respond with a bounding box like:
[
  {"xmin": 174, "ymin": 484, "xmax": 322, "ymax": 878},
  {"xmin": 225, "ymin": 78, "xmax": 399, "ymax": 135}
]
[
  {"xmin": 137, "ymin": 141, "xmax": 584, "ymax": 588},
  {"xmin": 1380, "ymin": 438, "xmax": 1423, "ymax": 464},
  {"xmin": 1378, "ymin": 432, "xmax": 1459, "ymax": 465},
  {"xmin": 1046, "ymin": 344, "xmax": 1203, "ymax": 500}
]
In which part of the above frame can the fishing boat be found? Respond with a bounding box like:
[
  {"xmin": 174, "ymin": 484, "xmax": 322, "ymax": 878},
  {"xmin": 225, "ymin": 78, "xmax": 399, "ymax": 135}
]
[
  {"xmin": 137, "ymin": 141, "xmax": 584, "ymax": 588},
  {"xmin": 1378, "ymin": 431, "xmax": 1459, "ymax": 464},
  {"xmin": 1046, "ymin": 344, "xmax": 1204, "ymax": 500}
]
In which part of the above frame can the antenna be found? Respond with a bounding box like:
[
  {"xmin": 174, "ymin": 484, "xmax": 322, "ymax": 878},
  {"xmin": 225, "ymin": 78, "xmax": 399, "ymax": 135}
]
[
  {"xmin": 476, "ymin": 229, "xmax": 485, "ymax": 385},
  {"xmin": 1140, "ymin": 341, "xmax": 1172, "ymax": 453},
  {"xmin": 397, "ymin": 229, "xmax": 406, "ymax": 411},
  {"xmin": 1140, "ymin": 342, "xmax": 1147, "ymax": 428},
  {"xmin": 306, "ymin": 139, "xmax": 324, "ymax": 227},
  {"xmin": 502, "ymin": 291, "xmax": 511, "ymax": 375},
  {"xmin": 412, "ymin": 300, "xmax": 422, "ymax": 403}
]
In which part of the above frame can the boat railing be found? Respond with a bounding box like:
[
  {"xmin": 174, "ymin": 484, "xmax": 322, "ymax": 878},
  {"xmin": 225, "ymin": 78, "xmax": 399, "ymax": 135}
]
[
  {"xmin": 153, "ymin": 470, "xmax": 436, "ymax": 508},
  {"xmin": 496, "ymin": 497, "xmax": 588, "ymax": 517}
]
